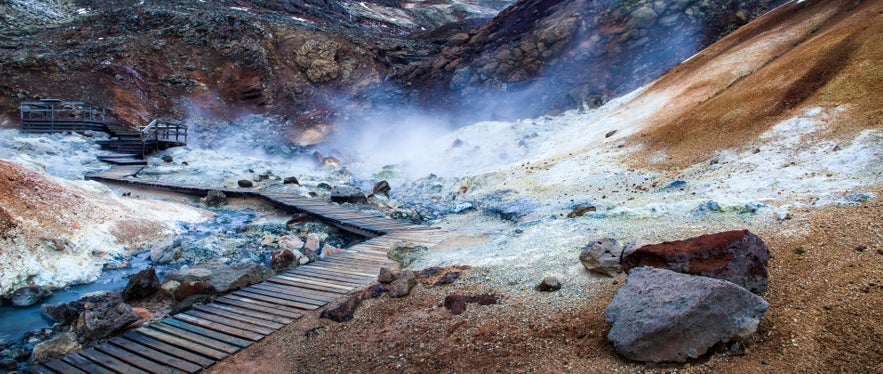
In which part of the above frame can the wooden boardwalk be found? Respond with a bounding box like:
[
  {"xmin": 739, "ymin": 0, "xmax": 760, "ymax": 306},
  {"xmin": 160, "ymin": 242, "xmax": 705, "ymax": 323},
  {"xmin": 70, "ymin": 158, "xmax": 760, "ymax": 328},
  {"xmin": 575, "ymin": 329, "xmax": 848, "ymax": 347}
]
[{"xmin": 33, "ymin": 167, "xmax": 446, "ymax": 373}]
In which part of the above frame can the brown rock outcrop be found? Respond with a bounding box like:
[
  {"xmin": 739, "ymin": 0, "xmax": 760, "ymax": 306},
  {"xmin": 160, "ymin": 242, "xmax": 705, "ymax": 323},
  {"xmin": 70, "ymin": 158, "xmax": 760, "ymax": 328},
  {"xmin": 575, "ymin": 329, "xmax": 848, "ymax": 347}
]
[{"xmin": 622, "ymin": 230, "xmax": 770, "ymax": 293}]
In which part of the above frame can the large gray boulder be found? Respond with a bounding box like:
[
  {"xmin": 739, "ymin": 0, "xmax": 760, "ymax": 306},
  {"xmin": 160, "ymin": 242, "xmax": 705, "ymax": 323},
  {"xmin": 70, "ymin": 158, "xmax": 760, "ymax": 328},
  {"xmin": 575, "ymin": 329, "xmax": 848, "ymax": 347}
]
[
  {"xmin": 204, "ymin": 263, "xmax": 273, "ymax": 293},
  {"xmin": 605, "ymin": 267, "xmax": 769, "ymax": 363}
]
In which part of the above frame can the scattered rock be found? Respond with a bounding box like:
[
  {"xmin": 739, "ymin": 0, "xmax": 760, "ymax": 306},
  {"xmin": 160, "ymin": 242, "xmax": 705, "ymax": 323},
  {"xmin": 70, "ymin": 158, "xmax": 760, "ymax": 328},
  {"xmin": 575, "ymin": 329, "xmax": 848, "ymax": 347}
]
[
  {"xmin": 330, "ymin": 185, "xmax": 368, "ymax": 204},
  {"xmin": 304, "ymin": 326, "xmax": 323, "ymax": 338},
  {"xmin": 163, "ymin": 268, "xmax": 213, "ymax": 283},
  {"xmin": 605, "ymin": 130, "xmax": 618, "ymax": 138},
  {"xmin": 567, "ymin": 205, "xmax": 597, "ymax": 218},
  {"xmin": 304, "ymin": 234, "xmax": 321, "ymax": 252},
  {"xmin": 271, "ymin": 249, "xmax": 297, "ymax": 272},
  {"xmin": 283, "ymin": 176, "xmax": 300, "ymax": 185},
  {"xmin": 373, "ymin": 180, "xmax": 391, "ymax": 197},
  {"xmin": 31, "ymin": 332, "xmax": 81, "ymax": 364},
  {"xmin": 123, "ymin": 268, "xmax": 161, "ymax": 301},
  {"xmin": 161, "ymin": 155, "xmax": 173, "ymax": 163},
  {"xmin": 40, "ymin": 301, "xmax": 83, "ymax": 325},
  {"xmin": 131, "ymin": 307, "xmax": 152, "ymax": 319},
  {"xmin": 433, "ymin": 272, "xmax": 461, "ymax": 286},
  {"xmin": 536, "ymin": 276, "xmax": 561, "ymax": 292},
  {"xmin": 205, "ymin": 263, "xmax": 273, "ymax": 293},
  {"xmin": 320, "ymin": 244, "xmax": 342, "ymax": 258},
  {"xmin": 388, "ymin": 271, "xmax": 417, "ymax": 298},
  {"xmin": 11, "ymin": 286, "xmax": 52, "ymax": 307},
  {"xmin": 162, "ymin": 280, "xmax": 181, "ymax": 293},
  {"xmin": 417, "ymin": 267, "xmax": 443, "ymax": 277},
  {"xmin": 238, "ymin": 179, "xmax": 254, "ymax": 188},
  {"xmin": 387, "ymin": 241, "xmax": 427, "ymax": 268},
  {"xmin": 320, "ymin": 295, "xmax": 363, "ymax": 322},
  {"xmin": 377, "ymin": 267, "xmax": 397, "ymax": 284},
  {"xmin": 579, "ymin": 237, "xmax": 623, "ymax": 277},
  {"xmin": 173, "ymin": 281, "xmax": 217, "ymax": 301},
  {"xmin": 79, "ymin": 303, "xmax": 139, "ymax": 342},
  {"xmin": 443, "ymin": 294, "xmax": 500, "ymax": 315},
  {"xmin": 202, "ymin": 190, "xmax": 227, "ymax": 206},
  {"xmin": 622, "ymin": 230, "xmax": 770, "ymax": 293},
  {"xmin": 364, "ymin": 284, "xmax": 388, "ymax": 298},
  {"xmin": 605, "ymin": 267, "xmax": 769, "ymax": 363}
]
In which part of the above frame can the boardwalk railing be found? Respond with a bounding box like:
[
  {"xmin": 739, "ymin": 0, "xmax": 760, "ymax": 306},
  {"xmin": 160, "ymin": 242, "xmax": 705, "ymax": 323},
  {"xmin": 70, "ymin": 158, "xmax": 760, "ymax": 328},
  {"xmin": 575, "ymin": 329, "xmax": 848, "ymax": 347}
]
[
  {"xmin": 140, "ymin": 119, "xmax": 188, "ymax": 156},
  {"xmin": 20, "ymin": 99, "xmax": 107, "ymax": 133}
]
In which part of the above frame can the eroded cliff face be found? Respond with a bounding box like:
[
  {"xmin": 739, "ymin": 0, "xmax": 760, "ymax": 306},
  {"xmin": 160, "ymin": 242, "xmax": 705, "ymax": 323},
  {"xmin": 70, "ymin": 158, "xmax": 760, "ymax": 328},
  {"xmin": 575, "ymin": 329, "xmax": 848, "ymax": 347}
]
[{"xmin": 396, "ymin": 0, "xmax": 789, "ymax": 119}]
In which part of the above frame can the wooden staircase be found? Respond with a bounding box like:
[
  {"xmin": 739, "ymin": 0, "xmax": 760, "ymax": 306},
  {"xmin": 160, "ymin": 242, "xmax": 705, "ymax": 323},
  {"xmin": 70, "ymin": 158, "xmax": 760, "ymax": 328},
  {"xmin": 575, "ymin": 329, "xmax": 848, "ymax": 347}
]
[{"xmin": 20, "ymin": 99, "xmax": 187, "ymax": 162}]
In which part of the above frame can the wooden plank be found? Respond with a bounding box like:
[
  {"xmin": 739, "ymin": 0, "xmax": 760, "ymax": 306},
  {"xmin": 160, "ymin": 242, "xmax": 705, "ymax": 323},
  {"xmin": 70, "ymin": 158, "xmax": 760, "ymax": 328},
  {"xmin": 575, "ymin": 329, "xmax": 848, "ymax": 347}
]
[
  {"xmin": 250, "ymin": 282, "xmax": 339, "ymax": 303},
  {"xmin": 62, "ymin": 354, "xmax": 116, "ymax": 374},
  {"xmin": 29, "ymin": 364, "xmax": 61, "ymax": 374},
  {"xmin": 304, "ymin": 264, "xmax": 376, "ymax": 277},
  {"xmin": 272, "ymin": 275, "xmax": 354, "ymax": 292},
  {"xmin": 233, "ymin": 290, "xmax": 322, "ymax": 310},
  {"xmin": 215, "ymin": 296, "xmax": 303, "ymax": 319},
  {"xmin": 285, "ymin": 268, "xmax": 371, "ymax": 285},
  {"xmin": 193, "ymin": 304, "xmax": 285, "ymax": 335},
  {"xmin": 43, "ymin": 360, "xmax": 88, "ymax": 374},
  {"xmin": 94, "ymin": 343, "xmax": 177, "ymax": 374},
  {"xmin": 122, "ymin": 332, "xmax": 216, "ymax": 367},
  {"xmin": 185, "ymin": 309, "xmax": 278, "ymax": 334},
  {"xmin": 235, "ymin": 288, "xmax": 325, "ymax": 309},
  {"xmin": 290, "ymin": 266, "xmax": 374, "ymax": 282},
  {"xmin": 111, "ymin": 337, "xmax": 204, "ymax": 373},
  {"xmin": 170, "ymin": 314, "xmax": 265, "ymax": 342},
  {"xmin": 196, "ymin": 303, "xmax": 293, "ymax": 325},
  {"xmin": 135, "ymin": 328, "xmax": 228, "ymax": 359},
  {"xmin": 151, "ymin": 322, "xmax": 245, "ymax": 352},
  {"xmin": 78, "ymin": 349, "xmax": 150, "ymax": 374}
]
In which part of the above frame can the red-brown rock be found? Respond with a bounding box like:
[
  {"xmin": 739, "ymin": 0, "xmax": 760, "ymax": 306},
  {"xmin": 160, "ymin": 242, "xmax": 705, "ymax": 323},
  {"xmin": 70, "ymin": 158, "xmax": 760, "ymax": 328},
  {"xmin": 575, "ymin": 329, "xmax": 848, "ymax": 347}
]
[
  {"xmin": 271, "ymin": 249, "xmax": 296, "ymax": 272},
  {"xmin": 622, "ymin": 230, "xmax": 770, "ymax": 293},
  {"xmin": 173, "ymin": 281, "xmax": 217, "ymax": 301},
  {"xmin": 320, "ymin": 295, "xmax": 362, "ymax": 322}
]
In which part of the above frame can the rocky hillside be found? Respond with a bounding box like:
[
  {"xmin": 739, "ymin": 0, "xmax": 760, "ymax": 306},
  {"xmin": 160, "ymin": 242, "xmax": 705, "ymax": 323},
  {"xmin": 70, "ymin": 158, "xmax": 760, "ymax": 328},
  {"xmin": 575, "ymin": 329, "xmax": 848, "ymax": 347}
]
[
  {"xmin": 0, "ymin": 0, "xmax": 788, "ymax": 133},
  {"xmin": 397, "ymin": 0, "xmax": 788, "ymax": 119},
  {"xmin": 0, "ymin": 0, "xmax": 511, "ymax": 132}
]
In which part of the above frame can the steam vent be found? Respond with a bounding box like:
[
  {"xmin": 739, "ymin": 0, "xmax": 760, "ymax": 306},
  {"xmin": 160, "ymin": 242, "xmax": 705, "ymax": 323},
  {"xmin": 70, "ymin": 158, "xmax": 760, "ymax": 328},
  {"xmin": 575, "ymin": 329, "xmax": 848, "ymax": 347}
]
[{"xmin": 1, "ymin": 0, "xmax": 880, "ymax": 372}]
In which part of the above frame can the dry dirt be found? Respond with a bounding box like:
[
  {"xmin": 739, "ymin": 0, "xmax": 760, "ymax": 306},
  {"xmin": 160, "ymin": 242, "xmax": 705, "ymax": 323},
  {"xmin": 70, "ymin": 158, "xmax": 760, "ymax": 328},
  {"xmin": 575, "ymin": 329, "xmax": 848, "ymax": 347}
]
[{"xmin": 208, "ymin": 191, "xmax": 881, "ymax": 373}]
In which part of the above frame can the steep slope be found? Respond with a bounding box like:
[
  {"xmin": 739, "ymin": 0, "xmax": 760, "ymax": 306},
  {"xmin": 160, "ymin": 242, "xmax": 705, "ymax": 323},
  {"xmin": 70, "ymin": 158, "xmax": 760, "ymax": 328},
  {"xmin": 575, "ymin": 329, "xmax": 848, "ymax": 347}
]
[
  {"xmin": 0, "ymin": 160, "xmax": 209, "ymax": 297},
  {"xmin": 396, "ymin": 0, "xmax": 787, "ymax": 119}
]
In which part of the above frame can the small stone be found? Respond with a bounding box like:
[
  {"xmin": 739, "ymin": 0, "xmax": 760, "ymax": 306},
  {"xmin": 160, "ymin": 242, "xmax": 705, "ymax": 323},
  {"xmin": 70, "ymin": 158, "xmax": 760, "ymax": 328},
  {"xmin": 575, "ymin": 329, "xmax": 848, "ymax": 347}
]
[
  {"xmin": 443, "ymin": 294, "xmax": 499, "ymax": 315},
  {"xmin": 762, "ymin": 359, "xmax": 770, "ymax": 365},
  {"xmin": 605, "ymin": 130, "xmax": 617, "ymax": 138},
  {"xmin": 11, "ymin": 286, "xmax": 52, "ymax": 307},
  {"xmin": 536, "ymin": 276, "xmax": 561, "ymax": 292},
  {"xmin": 387, "ymin": 241, "xmax": 427, "ymax": 268},
  {"xmin": 434, "ymin": 272, "xmax": 461, "ymax": 286},
  {"xmin": 373, "ymin": 180, "xmax": 391, "ymax": 197},
  {"xmin": 320, "ymin": 244, "xmax": 342, "ymax": 258},
  {"xmin": 579, "ymin": 237, "xmax": 623, "ymax": 277},
  {"xmin": 854, "ymin": 245, "xmax": 866, "ymax": 252},
  {"xmin": 237, "ymin": 179, "xmax": 253, "ymax": 188},
  {"xmin": 162, "ymin": 155, "xmax": 173, "ymax": 163},
  {"xmin": 271, "ymin": 249, "xmax": 297, "ymax": 272},
  {"xmin": 364, "ymin": 284, "xmax": 389, "ymax": 298},
  {"xmin": 388, "ymin": 271, "xmax": 417, "ymax": 298},
  {"xmin": 202, "ymin": 190, "xmax": 227, "ymax": 206},
  {"xmin": 31, "ymin": 332, "xmax": 81, "ymax": 363},
  {"xmin": 320, "ymin": 295, "xmax": 362, "ymax": 322},
  {"xmin": 131, "ymin": 307, "xmax": 152, "ymax": 319},
  {"xmin": 794, "ymin": 247, "xmax": 806, "ymax": 255},
  {"xmin": 378, "ymin": 267, "xmax": 397, "ymax": 284},
  {"xmin": 123, "ymin": 268, "xmax": 161, "ymax": 301},
  {"xmin": 173, "ymin": 281, "xmax": 217, "ymax": 301},
  {"xmin": 283, "ymin": 176, "xmax": 300, "ymax": 185},
  {"xmin": 567, "ymin": 205, "xmax": 597, "ymax": 218},
  {"xmin": 330, "ymin": 185, "xmax": 368, "ymax": 204}
]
